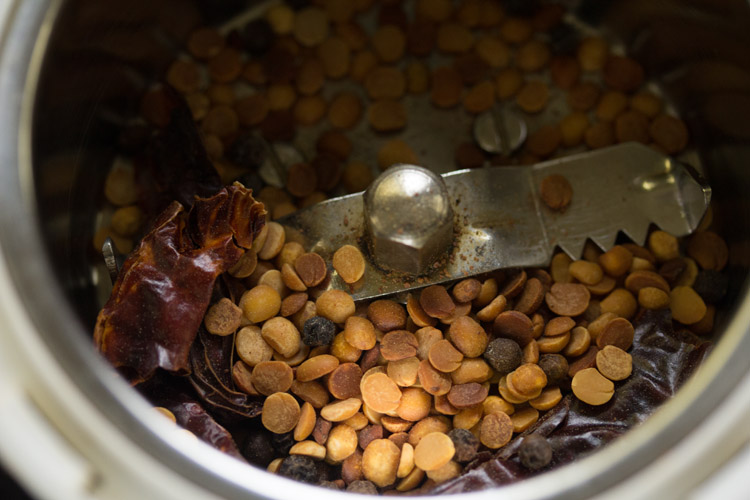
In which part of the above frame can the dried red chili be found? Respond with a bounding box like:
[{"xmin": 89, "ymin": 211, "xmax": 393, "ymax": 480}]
[{"xmin": 93, "ymin": 184, "xmax": 266, "ymax": 383}]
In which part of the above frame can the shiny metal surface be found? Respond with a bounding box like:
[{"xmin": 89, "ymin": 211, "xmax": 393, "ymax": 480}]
[
  {"xmin": 0, "ymin": 1, "xmax": 749, "ymax": 500},
  {"xmin": 473, "ymin": 108, "xmax": 528, "ymax": 155},
  {"xmin": 280, "ymin": 143, "xmax": 710, "ymax": 300},
  {"xmin": 363, "ymin": 165, "xmax": 454, "ymax": 275}
]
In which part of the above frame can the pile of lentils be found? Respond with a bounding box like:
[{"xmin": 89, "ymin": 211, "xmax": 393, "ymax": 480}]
[
  {"xmin": 152, "ymin": 217, "xmax": 728, "ymax": 493},
  {"xmin": 94, "ymin": 0, "xmax": 727, "ymax": 494},
  {"xmin": 94, "ymin": 0, "xmax": 690, "ymax": 255}
]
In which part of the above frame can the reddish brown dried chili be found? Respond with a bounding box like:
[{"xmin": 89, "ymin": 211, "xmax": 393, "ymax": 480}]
[{"xmin": 94, "ymin": 183, "xmax": 266, "ymax": 383}]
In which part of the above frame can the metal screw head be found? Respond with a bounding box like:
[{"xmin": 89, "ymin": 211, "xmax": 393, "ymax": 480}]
[
  {"xmin": 363, "ymin": 164, "xmax": 454, "ymax": 275},
  {"xmin": 474, "ymin": 107, "xmax": 527, "ymax": 156}
]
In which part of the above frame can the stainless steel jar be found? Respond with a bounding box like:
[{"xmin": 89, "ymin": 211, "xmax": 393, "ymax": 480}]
[{"xmin": 0, "ymin": 0, "xmax": 749, "ymax": 499}]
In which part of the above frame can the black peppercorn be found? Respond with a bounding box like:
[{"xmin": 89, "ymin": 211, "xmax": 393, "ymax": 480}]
[
  {"xmin": 483, "ymin": 338, "xmax": 523, "ymax": 374},
  {"xmin": 692, "ymin": 270, "xmax": 728, "ymax": 304},
  {"xmin": 346, "ymin": 480, "xmax": 378, "ymax": 494},
  {"xmin": 278, "ymin": 455, "xmax": 318, "ymax": 484},
  {"xmin": 538, "ymin": 354, "xmax": 569, "ymax": 386},
  {"xmin": 302, "ymin": 316, "xmax": 337, "ymax": 346},
  {"xmin": 448, "ymin": 428, "xmax": 480, "ymax": 463},
  {"xmin": 271, "ymin": 431, "xmax": 295, "ymax": 455},
  {"xmin": 518, "ymin": 434, "xmax": 553, "ymax": 470},
  {"xmin": 242, "ymin": 429, "xmax": 275, "ymax": 467}
]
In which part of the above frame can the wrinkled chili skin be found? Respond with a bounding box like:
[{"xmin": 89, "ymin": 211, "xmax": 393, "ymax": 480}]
[
  {"xmin": 94, "ymin": 185, "xmax": 266, "ymax": 384},
  {"xmin": 141, "ymin": 375, "xmax": 245, "ymax": 460},
  {"xmin": 431, "ymin": 308, "xmax": 711, "ymax": 494},
  {"xmin": 137, "ymin": 88, "xmax": 224, "ymax": 219},
  {"xmin": 189, "ymin": 329, "xmax": 262, "ymax": 421}
]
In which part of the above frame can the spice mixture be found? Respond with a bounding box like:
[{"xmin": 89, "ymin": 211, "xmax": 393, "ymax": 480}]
[{"xmin": 93, "ymin": 0, "xmax": 725, "ymax": 495}]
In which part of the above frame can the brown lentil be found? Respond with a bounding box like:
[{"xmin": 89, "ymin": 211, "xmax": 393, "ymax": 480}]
[
  {"xmin": 550, "ymin": 55, "xmax": 581, "ymax": 90},
  {"xmin": 577, "ymin": 37, "xmax": 609, "ymax": 72},
  {"xmin": 544, "ymin": 316, "xmax": 575, "ymax": 337},
  {"xmin": 540, "ymin": 174, "xmax": 573, "ymax": 211},
  {"xmin": 328, "ymin": 363, "xmax": 363, "ymax": 400},
  {"xmin": 687, "ymin": 231, "xmax": 728, "ymax": 271},
  {"xmin": 407, "ymin": 295, "xmax": 438, "ymax": 328},
  {"xmin": 293, "ymin": 7, "xmax": 329, "ymax": 47},
  {"xmin": 341, "ymin": 450, "xmax": 363, "ymax": 484},
  {"xmin": 330, "ymin": 331, "xmax": 362, "ymax": 363},
  {"xmin": 509, "ymin": 363, "xmax": 547, "ymax": 398},
  {"xmin": 638, "ymin": 287, "xmax": 670, "ymax": 309},
  {"xmin": 430, "ymin": 66, "xmax": 464, "ymax": 108},
  {"xmin": 413, "ymin": 432, "xmax": 455, "ymax": 472},
  {"xmin": 232, "ymin": 361, "xmax": 258, "ymax": 396},
  {"xmin": 397, "ymin": 387, "xmax": 432, "ymax": 422},
  {"xmin": 436, "ymin": 22, "xmax": 474, "ymax": 54},
  {"xmin": 236, "ymin": 326, "xmax": 273, "ymax": 367},
  {"xmin": 371, "ymin": 25, "xmax": 406, "ymax": 63},
  {"xmin": 571, "ymin": 367, "xmax": 614, "ymax": 405},
  {"xmin": 517, "ymin": 81, "xmax": 550, "ymax": 113},
  {"xmin": 569, "ymin": 260, "xmax": 604, "ymax": 285},
  {"xmin": 523, "ymin": 339, "xmax": 540, "ymax": 364},
  {"xmin": 494, "ymin": 311, "xmax": 534, "ymax": 347},
  {"xmin": 208, "ymin": 48, "xmax": 242, "ymax": 83},
  {"xmin": 563, "ymin": 326, "xmax": 592, "ymax": 357},
  {"xmin": 251, "ymin": 360, "xmax": 294, "ymax": 396},
  {"xmin": 362, "ymin": 439, "xmax": 401, "ymax": 487},
  {"xmin": 381, "ymin": 330, "xmax": 419, "ymax": 361},
  {"xmin": 332, "ymin": 245, "xmax": 366, "ymax": 284},
  {"xmin": 479, "ymin": 412, "xmax": 513, "ymax": 449},
  {"xmin": 625, "ymin": 270, "xmax": 670, "ymax": 294},
  {"xmin": 494, "ymin": 67, "xmax": 523, "ymax": 100},
  {"xmin": 447, "ymin": 382, "xmax": 488, "ymax": 409},
  {"xmin": 615, "ymin": 110, "xmax": 650, "ymax": 144},
  {"xmin": 368, "ymin": 99, "xmax": 407, "ymax": 132},
  {"xmin": 649, "ymin": 114, "xmax": 689, "ymax": 154},
  {"xmin": 294, "ymin": 402, "xmax": 317, "ymax": 442},
  {"xmin": 326, "ymin": 424, "xmax": 359, "ymax": 463},
  {"xmin": 316, "ymin": 289, "xmax": 355, "ymax": 324},
  {"xmin": 476, "ymin": 294, "xmax": 507, "ymax": 322},
  {"xmin": 599, "ymin": 245, "xmax": 634, "ymax": 277},
  {"xmin": 317, "ymin": 36, "xmax": 351, "ymax": 79},
  {"xmin": 293, "ymin": 95, "xmax": 327, "ymax": 126},
  {"xmin": 584, "ymin": 121, "xmax": 615, "ymax": 149},
  {"xmin": 463, "ymin": 80, "xmax": 495, "ymax": 114},
  {"xmin": 320, "ymin": 398, "xmax": 362, "ymax": 423},
  {"xmin": 428, "ymin": 340, "xmax": 465, "ymax": 373},
  {"xmin": 296, "ymin": 354, "xmax": 339, "ymax": 382},
  {"xmin": 446, "ymin": 316, "xmax": 487, "ymax": 358},
  {"xmin": 530, "ymin": 386, "xmax": 563, "ymax": 411},
  {"xmin": 596, "ymin": 345, "xmax": 633, "ymax": 381},
  {"xmin": 599, "ymin": 288, "xmax": 637, "ymax": 319},
  {"xmin": 388, "ymin": 357, "xmax": 421, "ymax": 387},
  {"xmin": 361, "ymin": 372, "xmax": 402, "ymax": 414},
  {"xmin": 261, "ymin": 316, "xmax": 301, "ymax": 358},
  {"xmin": 203, "ymin": 298, "xmax": 242, "ymax": 336},
  {"xmin": 262, "ymin": 392, "xmax": 301, "ymax": 434},
  {"xmin": 511, "ymin": 407, "xmax": 540, "ymax": 433},
  {"xmin": 418, "ymin": 359, "xmax": 453, "ymax": 396},
  {"xmin": 343, "ymin": 316, "xmax": 376, "ymax": 351},
  {"xmin": 357, "ymin": 424, "xmax": 383, "ymax": 450},
  {"xmin": 568, "ymin": 81, "xmax": 601, "ymax": 112},
  {"xmin": 670, "ymin": 286, "xmax": 707, "ymax": 325}
]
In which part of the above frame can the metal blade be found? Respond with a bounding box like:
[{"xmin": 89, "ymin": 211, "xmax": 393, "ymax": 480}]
[{"xmin": 278, "ymin": 143, "xmax": 711, "ymax": 301}]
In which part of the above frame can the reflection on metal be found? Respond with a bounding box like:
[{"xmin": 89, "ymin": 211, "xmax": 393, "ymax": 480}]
[
  {"xmin": 279, "ymin": 143, "xmax": 710, "ymax": 301},
  {"xmin": 258, "ymin": 142, "xmax": 302, "ymax": 188},
  {"xmin": 474, "ymin": 107, "xmax": 528, "ymax": 155},
  {"xmin": 101, "ymin": 237, "xmax": 120, "ymax": 285},
  {"xmin": 363, "ymin": 165, "xmax": 454, "ymax": 275}
]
